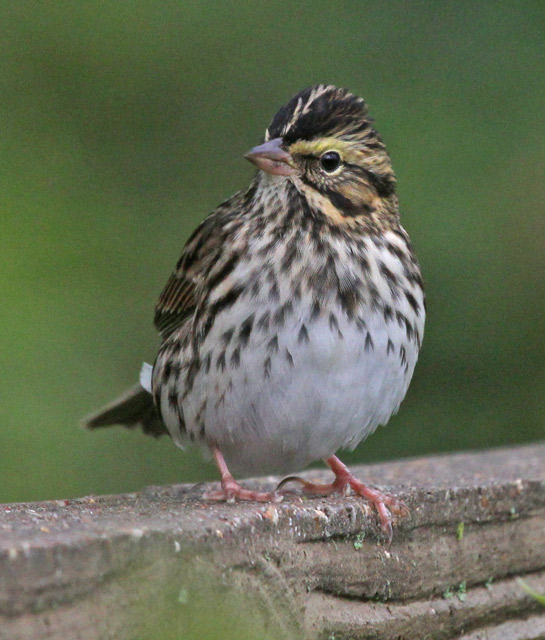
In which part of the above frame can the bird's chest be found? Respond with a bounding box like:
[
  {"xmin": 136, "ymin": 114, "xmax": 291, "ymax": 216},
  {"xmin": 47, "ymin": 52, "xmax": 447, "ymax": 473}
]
[
  {"xmin": 182, "ymin": 233, "xmax": 424, "ymax": 456},
  {"xmin": 194, "ymin": 228, "xmax": 423, "ymax": 369}
]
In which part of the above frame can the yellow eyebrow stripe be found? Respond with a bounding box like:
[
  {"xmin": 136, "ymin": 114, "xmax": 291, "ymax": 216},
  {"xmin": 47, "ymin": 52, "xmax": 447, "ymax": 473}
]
[{"xmin": 288, "ymin": 137, "xmax": 362, "ymax": 163}]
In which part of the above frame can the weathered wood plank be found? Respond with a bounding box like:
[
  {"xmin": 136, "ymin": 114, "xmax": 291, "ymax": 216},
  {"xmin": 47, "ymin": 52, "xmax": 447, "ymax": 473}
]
[
  {"xmin": 1, "ymin": 443, "xmax": 544, "ymax": 639},
  {"xmin": 306, "ymin": 572, "xmax": 545, "ymax": 639}
]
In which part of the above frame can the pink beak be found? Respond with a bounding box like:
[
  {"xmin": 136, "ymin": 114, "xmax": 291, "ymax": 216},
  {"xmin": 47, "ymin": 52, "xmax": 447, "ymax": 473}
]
[{"xmin": 245, "ymin": 138, "xmax": 298, "ymax": 177}]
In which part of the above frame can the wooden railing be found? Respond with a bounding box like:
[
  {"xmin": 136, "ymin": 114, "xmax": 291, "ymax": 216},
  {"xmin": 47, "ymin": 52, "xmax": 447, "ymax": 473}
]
[{"xmin": 1, "ymin": 443, "xmax": 545, "ymax": 639}]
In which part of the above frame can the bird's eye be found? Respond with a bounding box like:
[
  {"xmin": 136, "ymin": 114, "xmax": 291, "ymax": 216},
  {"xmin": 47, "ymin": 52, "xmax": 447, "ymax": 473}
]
[{"xmin": 320, "ymin": 151, "xmax": 341, "ymax": 173}]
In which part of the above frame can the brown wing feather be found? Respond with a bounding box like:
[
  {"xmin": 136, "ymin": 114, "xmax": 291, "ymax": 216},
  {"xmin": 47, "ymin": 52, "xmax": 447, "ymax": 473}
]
[{"xmin": 154, "ymin": 194, "xmax": 246, "ymax": 340}]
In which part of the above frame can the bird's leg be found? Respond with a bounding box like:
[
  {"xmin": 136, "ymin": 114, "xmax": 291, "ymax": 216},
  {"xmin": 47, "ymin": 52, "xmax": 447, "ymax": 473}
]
[
  {"xmin": 278, "ymin": 455, "xmax": 408, "ymax": 542},
  {"xmin": 203, "ymin": 446, "xmax": 283, "ymax": 503}
]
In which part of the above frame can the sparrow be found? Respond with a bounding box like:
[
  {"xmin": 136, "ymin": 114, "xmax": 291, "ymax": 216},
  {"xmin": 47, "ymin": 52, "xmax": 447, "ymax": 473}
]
[{"xmin": 84, "ymin": 85, "xmax": 425, "ymax": 541}]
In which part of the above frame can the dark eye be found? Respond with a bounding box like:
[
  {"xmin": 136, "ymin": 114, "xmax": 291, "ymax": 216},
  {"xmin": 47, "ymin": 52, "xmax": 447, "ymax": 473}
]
[{"xmin": 320, "ymin": 151, "xmax": 341, "ymax": 173}]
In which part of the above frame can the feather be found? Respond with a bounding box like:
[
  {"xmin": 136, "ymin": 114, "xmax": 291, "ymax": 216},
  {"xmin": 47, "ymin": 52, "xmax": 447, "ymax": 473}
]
[{"xmin": 139, "ymin": 362, "xmax": 153, "ymax": 393}]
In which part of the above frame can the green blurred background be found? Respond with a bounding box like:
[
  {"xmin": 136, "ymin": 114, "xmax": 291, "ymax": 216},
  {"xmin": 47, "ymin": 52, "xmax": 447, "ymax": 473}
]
[{"xmin": 2, "ymin": 1, "xmax": 544, "ymax": 504}]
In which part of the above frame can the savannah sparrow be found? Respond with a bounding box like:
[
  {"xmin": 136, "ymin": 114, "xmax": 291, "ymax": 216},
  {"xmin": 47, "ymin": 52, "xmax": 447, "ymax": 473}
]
[{"xmin": 85, "ymin": 85, "xmax": 425, "ymax": 540}]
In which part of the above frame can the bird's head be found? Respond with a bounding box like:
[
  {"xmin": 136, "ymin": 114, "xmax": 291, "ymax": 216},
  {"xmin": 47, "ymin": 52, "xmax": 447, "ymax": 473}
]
[{"xmin": 245, "ymin": 85, "xmax": 397, "ymax": 223}]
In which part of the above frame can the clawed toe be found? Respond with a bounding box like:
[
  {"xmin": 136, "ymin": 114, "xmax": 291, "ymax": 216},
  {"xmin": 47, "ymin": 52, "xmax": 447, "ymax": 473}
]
[
  {"xmin": 203, "ymin": 485, "xmax": 283, "ymax": 503},
  {"xmin": 377, "ymin": 493, "xmax": 411, "ymax": 520},
  {"xmin": 204, "ymin": 446, "xmax": 283, "ymax": 503},
  {"xmin": 202, "ymin": 488, "xmax": 231, "ymax": 501},
  {"xmin": 275, "ymin": 475, "xmax": 305, "ymax": 491},
  {"xmin": 364, "ymin": 493, "xmax": 396, "ymax": 544},
  {"xmin": 389, "ymin": 498, "xmax": 411, "ymax": 519},
  {"xmin": 275, "ymin": 475, "xmax": 325, "ymax": 493},
  {"xmin": 348, "ymin": 483, "xmax": 410, "ymax": 541}
]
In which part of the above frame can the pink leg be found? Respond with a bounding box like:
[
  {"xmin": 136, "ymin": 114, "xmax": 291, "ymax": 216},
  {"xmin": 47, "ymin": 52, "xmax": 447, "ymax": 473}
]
[
  {"xmin": 278, "ymin": 455, "xmax": 409, "ymax": 542},
  {"xmin": 203, "ymin": 446, "xmax": 283, "ymax": 503}
]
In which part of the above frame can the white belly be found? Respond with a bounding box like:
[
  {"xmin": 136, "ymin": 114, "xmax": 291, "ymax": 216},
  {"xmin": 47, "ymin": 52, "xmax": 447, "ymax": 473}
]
[{"xmin": 179, "ymin": 304, "xmax": 419, "ymax": 476}]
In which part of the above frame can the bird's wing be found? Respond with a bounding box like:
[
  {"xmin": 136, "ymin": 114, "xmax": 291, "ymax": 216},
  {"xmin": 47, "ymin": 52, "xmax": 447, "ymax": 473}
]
[{"xmin": 154, "ymin": 195, "xmax": 245, "ymax": 341}]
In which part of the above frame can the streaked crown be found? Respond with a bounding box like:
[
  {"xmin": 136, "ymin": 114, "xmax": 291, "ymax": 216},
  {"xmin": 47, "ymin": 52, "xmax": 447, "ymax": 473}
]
[{"xmin": 266, "ymin": 84, "xmax": 371, "ymax": 144}]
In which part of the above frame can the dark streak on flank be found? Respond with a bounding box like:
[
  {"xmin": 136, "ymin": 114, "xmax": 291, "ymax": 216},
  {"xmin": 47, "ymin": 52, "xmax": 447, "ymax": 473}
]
[
  {"xmin": 257, "ymin": 311, "xmax": 270, "ymax": 332},
  {"xmin": 311, "ymin": 299, "xmax": 321, "ymax": 320},
  {"xmin": 337, "ymin": 286, "xmax": 359, "ymax": 319},
  {"xmin": 230, "ymin": 346, "xmax": 240, "ymax": 368},
  {"xmin": 239, "ymin": 313, "xmax": 255, "ymax": 347},
  {"xmin": 285, "ymin": 348, "xmax": 294, "ymax": 367},
  {"xmin": 195, "ymin": 401, "xmax": 206, "ymax": 428},
  {"xmin": 355, "ymin": 317, "xmax": 367, "ymax": 332},
  {"xmin": 383, "ymin": 304, "xmax": 394, "ymax": 322},
  {"xmin": 183, "ymin": 357, "xmax": 201, "ymax": 396},
  {"xmin": 221, "ymin": 328, "xmax": 234, "ymax": 346},
  {"xmin": 404, "ymin": 318, "xmax": 414, "ymax": 341},
  {"xmin": 171, "ymin": 362, "xmax": 182, "ymax": 381},
  {"xmin": 404, "ymin": 290, "xmax": 420, "ymax": 315},
  {"xmin": 169, "ymin": 339, "xmax": 182, "ymax": 356},
  {"xmin": 406, "ymin": 270, "xmax": 424, "ymax": 289},
  {"xmin": 203, "ymin": 286, "xmax": 244, "ymax": 341},
  {"xmin": 357, "ymin": 254, "xmax": 369, "ymax": 270},
  {"xmin": 274, "ymin": 301, "xmax": 293, "ymax": 327},
  {"xmin": 267, "ymin": 335, "xmax": 279, "ymax": 354},
  {"xmin": 168, "ymin": 389, "xmax": 178, "ymax": 409},
  {"xmin": 385, "ymin": 242, "xmax": 406, "ymax": 261},
  {"xmin": 364, "ymin": 332, "xmax": 374, "ymax": 352},
  {"xmin": 329, "ymin": 312, "xmax": 343, "ymax": 338},
  {"xmin": 298, "ymin": 324, "xmax": 310, "ymax": 344},
  {"xmin": 162, "ymin": 361, "xmax": 172, "ymax": 383},
  {"xmin": 379, "ymin": 262, "xmax": 398, "ymax": 285},
  {"xmin": 269, "ymin": 282, "xmax": 280, "ymax": 302},
  {"xmin": 216, "ymin": 351, "xmax": 226, "ymax": 372}
]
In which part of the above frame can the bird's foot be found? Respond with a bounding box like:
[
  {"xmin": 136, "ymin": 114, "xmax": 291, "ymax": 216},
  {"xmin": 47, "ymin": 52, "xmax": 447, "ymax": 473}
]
[
  {"xmin": 204, "ymin": 445, "xmax": 283, "ymax": 503},
  {"xmin": 203, "ymin": 477, "xmax": 283, "ymax": 503},
  {"xmin": 278, "ymin": 455, "xmax": 409, "ymax": 544}
]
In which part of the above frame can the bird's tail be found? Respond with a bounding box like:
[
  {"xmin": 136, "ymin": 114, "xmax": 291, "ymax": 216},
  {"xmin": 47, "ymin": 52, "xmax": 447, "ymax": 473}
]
[{"xmin": 82, "ymin": 364, "xmax": 167, "ymax": 437}]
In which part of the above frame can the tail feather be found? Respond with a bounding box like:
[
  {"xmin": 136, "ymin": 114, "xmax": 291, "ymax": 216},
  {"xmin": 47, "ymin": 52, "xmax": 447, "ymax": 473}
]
[{"xmin": 82, "ymin": 383, "xmax": 167, "ymax": 438}]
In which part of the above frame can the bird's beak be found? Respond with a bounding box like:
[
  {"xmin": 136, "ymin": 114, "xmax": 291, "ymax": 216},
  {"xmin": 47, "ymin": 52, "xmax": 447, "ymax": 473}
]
[{"xmin": 245, "ymin": 138, "xmax": 298, "ymax": 176}]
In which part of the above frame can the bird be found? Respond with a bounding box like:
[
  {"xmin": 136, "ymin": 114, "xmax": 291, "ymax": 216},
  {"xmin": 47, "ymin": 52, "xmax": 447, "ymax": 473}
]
[{"xmin": 84, "ymin": 84, "xmax": 425, "ymax": 541}]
